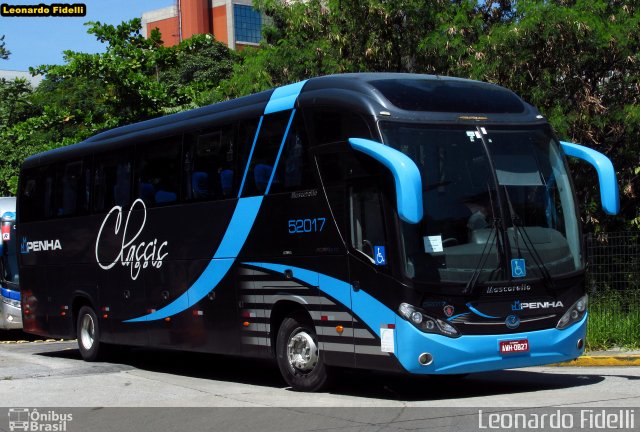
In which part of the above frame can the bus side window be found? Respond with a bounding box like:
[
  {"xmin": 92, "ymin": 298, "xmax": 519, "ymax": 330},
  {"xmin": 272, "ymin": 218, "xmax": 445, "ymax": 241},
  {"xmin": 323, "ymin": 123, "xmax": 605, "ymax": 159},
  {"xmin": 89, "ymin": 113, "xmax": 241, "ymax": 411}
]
[
  {"xmin": 308, "ymin": 109, "xmax": 372, "ymax": 145},
  {"xmin": 135, "ymin": 137, "xmax": 181, "ymax": 206},
  {"xmin": 269, "ymin": 116, "xmax": 315, "ymax": 194},
  {"xmin": 54, "ymin": 160, "xmax": 84, "ymax": 218},
  {"xmin": 20, "ymin": 167, "xmax": 52, "ymax": 222},
  {"xmin": 93, "ymin": 152, "xmax": 132, "ymax": 213},
  {"xmin": 184, "ymin": 124, "xmax": 235, "ymax": 201},
  {"xmin": 349, "ymin": 184, "xmax": 386, "ymax": 264},
  {"xmin": 240, "ymin": 111, "xmax": 291, "ymax": 197}
]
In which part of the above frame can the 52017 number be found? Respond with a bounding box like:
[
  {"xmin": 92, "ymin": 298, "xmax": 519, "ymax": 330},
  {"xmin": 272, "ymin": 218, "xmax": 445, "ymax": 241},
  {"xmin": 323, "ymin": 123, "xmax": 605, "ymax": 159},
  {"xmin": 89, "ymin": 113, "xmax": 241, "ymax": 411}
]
[{"xmin": 288, "ymin": 218, "xmax": 326, "ymax": 234}]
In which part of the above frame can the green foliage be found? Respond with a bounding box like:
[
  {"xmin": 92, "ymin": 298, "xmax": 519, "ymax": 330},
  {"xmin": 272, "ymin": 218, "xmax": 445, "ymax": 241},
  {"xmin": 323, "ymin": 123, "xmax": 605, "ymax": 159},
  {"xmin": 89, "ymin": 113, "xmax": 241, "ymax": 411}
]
[
  {"xmin": 587, "ymin": 291, "xmax": 640, "ymax": 350},
  {"xmin": 0, "ymin": 78, "xmax": 36, "ymax": 131},
  {"xmin": 0, "ymin": 35, "xmax": 9, "ymax": 60},
  {"xmin": 160, "ymin": 34, "xmax": 237, "ymax": 109},
  {"xmin": 0, "ymin": 20, "xmax": 237, "ymax": 195}
]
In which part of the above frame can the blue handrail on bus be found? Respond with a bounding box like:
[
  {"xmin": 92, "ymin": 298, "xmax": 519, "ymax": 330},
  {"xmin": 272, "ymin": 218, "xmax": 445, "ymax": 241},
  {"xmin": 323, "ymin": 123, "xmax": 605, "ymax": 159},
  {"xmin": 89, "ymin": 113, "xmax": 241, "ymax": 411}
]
[
  {"xmin": 349, "ymin": 138, "xmax": 424, "ymax": 224},
  {"xmin": 560, "ymin": 141, "xmax": 620, "ymax": 215}
]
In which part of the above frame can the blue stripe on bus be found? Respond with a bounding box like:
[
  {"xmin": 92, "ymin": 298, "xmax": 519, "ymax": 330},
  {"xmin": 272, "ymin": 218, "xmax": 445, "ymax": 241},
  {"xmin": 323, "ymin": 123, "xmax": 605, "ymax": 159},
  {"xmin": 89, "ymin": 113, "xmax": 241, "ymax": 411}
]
[
  {"xmin": 241, "ymin": 262, "xmax": 586, "ymax": 375},
  {"xmin": 264, "ymin": 109, "xmax": 296, "ymax": 195},
  {"xmin": 124, "ymin": 81, "xmax": 309, "ymax": 322},
  {"xmin": 125, "ymin": 196, "xmax": 263, "ymax": 322},
  {"xmin": 1, "ymin": 287, "xmax": 20, "ymax": 301},
  {"xmin": 238, "ymin": 116, "xmax": 264, "ymax": 198},
  {"xmin": 242, "ymin": 262, "xmax": 396, "ymax": 338},
  {"xmin": 465, "ymin": 303, "xmax": 499, "ymax": 319},
  {"xmin": 264, "ymin": 81, "xmax": 307, "ymax": 115}
]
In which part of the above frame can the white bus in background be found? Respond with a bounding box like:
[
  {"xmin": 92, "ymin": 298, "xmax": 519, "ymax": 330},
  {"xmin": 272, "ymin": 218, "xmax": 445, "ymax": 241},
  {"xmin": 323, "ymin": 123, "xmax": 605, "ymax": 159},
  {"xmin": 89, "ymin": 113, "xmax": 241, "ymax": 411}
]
[{"xmin": 0, "ymin": 197, "xmax": 21, "ymax": 330}]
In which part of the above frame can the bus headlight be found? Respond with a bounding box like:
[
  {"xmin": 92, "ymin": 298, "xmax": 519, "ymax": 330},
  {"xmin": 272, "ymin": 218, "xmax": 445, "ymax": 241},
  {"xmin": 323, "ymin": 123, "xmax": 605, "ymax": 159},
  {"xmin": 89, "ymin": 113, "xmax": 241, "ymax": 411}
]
[
  {"xmin": 556, "ymin": 295, "xmax": 588, "ymax": 330},
  {"xmin": 398, "ymin": 302, "xmax": 460, "ymax": 338}
]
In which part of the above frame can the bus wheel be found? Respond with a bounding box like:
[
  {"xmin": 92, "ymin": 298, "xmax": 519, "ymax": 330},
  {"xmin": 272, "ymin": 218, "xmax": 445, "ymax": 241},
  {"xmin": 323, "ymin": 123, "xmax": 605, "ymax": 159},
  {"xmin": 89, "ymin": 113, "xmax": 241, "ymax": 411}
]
[
  {"xmin": 76, "ymin": 306, "xmax": 104, "ymax": 362},
  {"xmin": 276, "ymin": 312, "xmax": 329, "ymax": 392}
]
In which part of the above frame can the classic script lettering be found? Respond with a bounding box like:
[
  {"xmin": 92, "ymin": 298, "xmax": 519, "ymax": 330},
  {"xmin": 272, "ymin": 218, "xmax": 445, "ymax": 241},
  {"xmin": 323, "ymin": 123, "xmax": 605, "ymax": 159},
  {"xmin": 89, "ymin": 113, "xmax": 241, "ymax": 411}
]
[{"xmin": 95, "ymin": 199, "xmax": 168, "ymax": 280}]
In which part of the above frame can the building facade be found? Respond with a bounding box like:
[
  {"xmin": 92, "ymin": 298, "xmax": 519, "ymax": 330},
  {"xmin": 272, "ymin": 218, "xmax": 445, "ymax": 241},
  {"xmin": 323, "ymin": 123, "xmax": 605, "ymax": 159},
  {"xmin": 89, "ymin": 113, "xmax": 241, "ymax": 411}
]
[{"xmin": 141, "ymin": 0, "xmax": 263, "ymax": 50}]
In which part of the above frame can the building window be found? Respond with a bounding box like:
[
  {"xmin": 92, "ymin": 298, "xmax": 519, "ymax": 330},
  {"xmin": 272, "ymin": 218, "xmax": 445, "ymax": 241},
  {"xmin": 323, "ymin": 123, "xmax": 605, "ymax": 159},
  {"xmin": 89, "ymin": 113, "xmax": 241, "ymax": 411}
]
[{"xmin": 234, "ymin": 4, "xmax": 262, "ymax": 44}]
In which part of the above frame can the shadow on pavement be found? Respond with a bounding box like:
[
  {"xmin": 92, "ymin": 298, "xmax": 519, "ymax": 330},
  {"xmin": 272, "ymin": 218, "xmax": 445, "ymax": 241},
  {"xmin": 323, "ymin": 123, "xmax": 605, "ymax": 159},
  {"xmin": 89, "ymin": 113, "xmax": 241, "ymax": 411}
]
[
  {"xmin": 0, "ymin": 329, "xmax": 44, "ymax": 342},
  {"xmin": 35, "ymin": 344, "xmax": 609, "ymax": 401}
]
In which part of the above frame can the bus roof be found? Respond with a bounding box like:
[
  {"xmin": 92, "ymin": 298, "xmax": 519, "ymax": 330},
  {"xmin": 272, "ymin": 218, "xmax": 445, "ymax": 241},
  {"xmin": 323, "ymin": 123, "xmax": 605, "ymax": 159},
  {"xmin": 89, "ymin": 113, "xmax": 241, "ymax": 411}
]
[{"xmin": 23, "ymin": 73, "xmax": 541, "ymax": 169}]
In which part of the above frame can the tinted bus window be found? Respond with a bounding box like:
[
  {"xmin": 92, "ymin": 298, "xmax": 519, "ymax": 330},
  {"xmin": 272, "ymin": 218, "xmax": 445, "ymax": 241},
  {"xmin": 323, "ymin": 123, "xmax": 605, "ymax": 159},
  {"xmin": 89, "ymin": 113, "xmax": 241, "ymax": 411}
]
[
  {"xmin": 53, "ymin": 160, "xmax": 83, "ymax": 217},
  {"xmin": 20, "ymin": 166, "xmax": 55, "ymax": 222},
  {"xmin": 241, "ymin": 111, "xmax": 291, "ymax": 196},
  {"xmin": 270, "ymin": 116, "xmax": 315, "ymax": 193},
  {"xmin": 184, "ymin": 124, "xmax": 235, "ymax": 201},
  {"xmin": 93, "ymin": 151, "xmax": 132, "ymax": 212},
  {"xmin": 135, "ymin": 137, "xmax": 181, "ymax": 206},
  {"xmin": 308, "ymin": 110, "xmax": 372, "ymax": 145}
]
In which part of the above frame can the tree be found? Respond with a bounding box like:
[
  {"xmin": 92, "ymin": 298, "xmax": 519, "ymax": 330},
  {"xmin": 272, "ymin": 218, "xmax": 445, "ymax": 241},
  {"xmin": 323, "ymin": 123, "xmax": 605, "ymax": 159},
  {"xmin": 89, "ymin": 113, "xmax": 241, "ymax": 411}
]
[
  {"xmin": 31, "ymin": 19, "xmax": 175, "ymax": 124},
  {"xmin": 0, "ymin": 35, "xmax": 9, "ymax": 60},
  {"xmin": 160, "ymin": 34, "xmax": 237, "ymax": 108}
]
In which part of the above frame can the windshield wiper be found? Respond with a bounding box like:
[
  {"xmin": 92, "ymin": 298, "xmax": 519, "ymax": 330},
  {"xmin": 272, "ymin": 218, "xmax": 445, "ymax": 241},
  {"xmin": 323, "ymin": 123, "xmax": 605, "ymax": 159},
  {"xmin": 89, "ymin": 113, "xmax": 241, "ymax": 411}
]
[
  {"xmin": 463, "ymin": 184, "xmax": 504, "ymax": 295},
  {"xmin": 502, "ymin": 185, "xmax": 555, "ymax": 290}
]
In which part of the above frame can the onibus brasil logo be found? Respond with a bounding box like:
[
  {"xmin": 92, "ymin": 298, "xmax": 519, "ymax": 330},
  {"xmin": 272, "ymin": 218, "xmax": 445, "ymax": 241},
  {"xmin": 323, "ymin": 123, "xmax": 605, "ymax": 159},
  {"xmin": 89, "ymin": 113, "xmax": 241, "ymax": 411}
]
[{"xmin": 7, "ymin": 408, "xmax": 73, "ymax": 431}]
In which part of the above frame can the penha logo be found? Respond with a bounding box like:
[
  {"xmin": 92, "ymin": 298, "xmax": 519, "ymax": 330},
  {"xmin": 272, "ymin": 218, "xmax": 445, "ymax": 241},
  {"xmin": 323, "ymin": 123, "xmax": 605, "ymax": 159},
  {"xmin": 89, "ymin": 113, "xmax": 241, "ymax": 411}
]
[
  {"xmin": 95, "ymin": 198, "xmax": 168, "ymax": 281},
  {"xmin": 512, "ymin": 300, "xmax": 564, "ymax": 311},
  {"xmin": 20, "ymin": 237, "xmax": 62, "ymax": 254}
]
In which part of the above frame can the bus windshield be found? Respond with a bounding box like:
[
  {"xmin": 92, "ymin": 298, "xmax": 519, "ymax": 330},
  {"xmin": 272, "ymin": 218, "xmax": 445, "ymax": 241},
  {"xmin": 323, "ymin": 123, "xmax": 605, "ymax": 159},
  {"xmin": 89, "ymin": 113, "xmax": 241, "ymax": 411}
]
[
  {"xmin": 381, "ymin": 123, "xmax": 582, "ymax": 285},
  {"xmin": 1, "ymin": 230, "xmax": 18, "ymax": 287}
]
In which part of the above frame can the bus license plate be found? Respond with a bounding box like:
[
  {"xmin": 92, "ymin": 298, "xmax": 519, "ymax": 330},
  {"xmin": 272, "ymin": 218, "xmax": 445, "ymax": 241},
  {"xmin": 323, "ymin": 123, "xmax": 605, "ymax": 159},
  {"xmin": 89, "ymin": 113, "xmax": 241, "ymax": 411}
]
[{"xmin": 499, "ymin": 339, "xmax": 529, "ymax": 354}]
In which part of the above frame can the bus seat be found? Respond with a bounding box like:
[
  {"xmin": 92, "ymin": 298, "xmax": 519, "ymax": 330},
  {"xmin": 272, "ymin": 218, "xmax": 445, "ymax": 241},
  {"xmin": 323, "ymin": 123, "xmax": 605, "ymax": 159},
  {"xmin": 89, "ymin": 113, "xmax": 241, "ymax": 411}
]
[
  {"xmin": 192, "ymin": 172, "xmax": 209, "ymax": 199},
  {"xmin": 254, "ymin": 164, "xmax": 272, "ymax": 193},
  {"xmin": 155, "ymin": 190, "xmax": 177, "ymax": 204},
  {"xmin": 139, "ymin": 182, "xmax": 155, "ymax": 202},
  {"xmin": 220, "ymin": 170, "xmax": 233, "ymax": 196}
]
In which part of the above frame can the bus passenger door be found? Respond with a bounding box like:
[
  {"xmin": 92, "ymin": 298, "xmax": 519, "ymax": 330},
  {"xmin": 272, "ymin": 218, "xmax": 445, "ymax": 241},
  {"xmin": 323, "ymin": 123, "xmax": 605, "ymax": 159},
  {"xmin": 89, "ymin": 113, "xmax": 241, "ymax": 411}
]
[{"xmin": 347, "ymin": 181, "xmax": 398, "ymax": 371}]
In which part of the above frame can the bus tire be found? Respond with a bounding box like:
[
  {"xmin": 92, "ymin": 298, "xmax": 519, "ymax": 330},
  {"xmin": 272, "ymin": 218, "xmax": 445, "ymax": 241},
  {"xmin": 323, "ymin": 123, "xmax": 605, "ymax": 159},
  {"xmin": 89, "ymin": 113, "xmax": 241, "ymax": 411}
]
[
  {"xmin": 76, "ymin": 306, "xmax": 105, "ymax": 362},
  {"xmin": 276, "ymin": 311, "xmax": 329, "ymax": 392}
]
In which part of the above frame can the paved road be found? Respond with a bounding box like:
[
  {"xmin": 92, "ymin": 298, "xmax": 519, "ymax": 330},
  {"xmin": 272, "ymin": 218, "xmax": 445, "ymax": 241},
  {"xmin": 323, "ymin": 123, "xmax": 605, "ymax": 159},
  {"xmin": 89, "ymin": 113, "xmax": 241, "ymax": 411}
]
[{"xmin": 1, "ymin": 340, "xmax": 639, "ymax": 408}]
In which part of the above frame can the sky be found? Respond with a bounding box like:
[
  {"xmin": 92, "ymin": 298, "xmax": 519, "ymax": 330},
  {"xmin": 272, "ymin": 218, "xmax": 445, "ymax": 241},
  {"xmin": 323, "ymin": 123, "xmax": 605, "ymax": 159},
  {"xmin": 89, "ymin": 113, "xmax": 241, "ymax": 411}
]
[{"xmin": 0, "ymin": 0, "xmax": 174, "ymax": 71}]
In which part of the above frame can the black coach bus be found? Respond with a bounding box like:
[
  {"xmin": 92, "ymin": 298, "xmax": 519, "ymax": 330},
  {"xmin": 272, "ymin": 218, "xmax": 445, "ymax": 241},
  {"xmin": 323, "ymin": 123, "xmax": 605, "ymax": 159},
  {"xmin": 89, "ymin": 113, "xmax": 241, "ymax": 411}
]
[{"xmin": 18, "ymin": 73, "xmax": 618, "ymax": 391}]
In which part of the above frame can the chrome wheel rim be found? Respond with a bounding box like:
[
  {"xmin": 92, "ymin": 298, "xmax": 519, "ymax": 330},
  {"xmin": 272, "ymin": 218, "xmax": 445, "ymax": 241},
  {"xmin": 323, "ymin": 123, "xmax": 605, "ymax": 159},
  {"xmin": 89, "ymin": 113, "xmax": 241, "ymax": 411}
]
[
  {"xmin": 287, "ymin": 330, "xmax": 318, "ymax": 373},
  {"xmin": 80, "ymin": 314, "xmax": 95, "ymax": 350}
]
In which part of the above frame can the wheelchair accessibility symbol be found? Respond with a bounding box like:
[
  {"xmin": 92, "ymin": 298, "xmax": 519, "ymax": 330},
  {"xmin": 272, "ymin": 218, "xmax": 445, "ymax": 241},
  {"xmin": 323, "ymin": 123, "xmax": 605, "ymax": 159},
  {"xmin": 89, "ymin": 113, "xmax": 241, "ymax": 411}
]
[
  {"xmin": 374, "ymin": 246, "xmax": 386, "ymax": 266},
  {"xmin": 511, "ymin": 259, "xmax": 526, "ymax": 278}
]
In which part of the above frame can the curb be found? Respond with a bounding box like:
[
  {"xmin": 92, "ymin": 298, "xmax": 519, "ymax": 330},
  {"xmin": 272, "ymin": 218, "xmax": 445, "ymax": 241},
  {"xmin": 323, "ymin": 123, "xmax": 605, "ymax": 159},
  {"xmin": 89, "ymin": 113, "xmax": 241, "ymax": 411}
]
[{"xmin": 553, "ymin": 355, "xmax": 640, "ymax": 367}]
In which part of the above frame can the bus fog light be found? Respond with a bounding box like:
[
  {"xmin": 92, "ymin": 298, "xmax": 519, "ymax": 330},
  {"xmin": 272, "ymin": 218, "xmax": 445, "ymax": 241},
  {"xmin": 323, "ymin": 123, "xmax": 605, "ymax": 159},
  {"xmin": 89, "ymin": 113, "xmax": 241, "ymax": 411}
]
[
  {"xmin": 418, "ymin": 352, "xmax": 433, "ymax": 366},
  {"xmin": 577, "ymin": 338, "xmax": 584, "ymax": 350}
]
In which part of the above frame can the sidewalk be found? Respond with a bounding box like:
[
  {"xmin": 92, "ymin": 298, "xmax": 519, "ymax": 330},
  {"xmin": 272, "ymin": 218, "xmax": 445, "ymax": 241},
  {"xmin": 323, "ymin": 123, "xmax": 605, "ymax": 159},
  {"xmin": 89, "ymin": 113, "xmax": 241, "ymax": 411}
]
[{"xmin": 554, "ymin": 349, "xmax": 640, "ymax": 367}]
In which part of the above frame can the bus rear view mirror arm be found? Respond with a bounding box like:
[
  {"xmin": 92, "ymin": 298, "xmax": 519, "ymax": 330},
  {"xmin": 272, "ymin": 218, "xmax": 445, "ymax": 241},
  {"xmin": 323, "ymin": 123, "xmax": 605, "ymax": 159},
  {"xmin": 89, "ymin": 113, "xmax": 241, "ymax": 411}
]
[
  {"xmin": 560, "ymin": 141, "xmax": 620, "ymax": 215},
  {"xmin": 349, "ymin": 138, "xmax": 424, "ymax": 224}
]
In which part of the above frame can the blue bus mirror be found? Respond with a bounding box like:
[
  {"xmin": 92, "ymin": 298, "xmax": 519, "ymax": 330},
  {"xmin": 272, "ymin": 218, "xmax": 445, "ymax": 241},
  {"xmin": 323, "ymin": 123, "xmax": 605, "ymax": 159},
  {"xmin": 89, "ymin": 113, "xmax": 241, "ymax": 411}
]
[
  {"xmin": 560, "ymin": 141, "xmax": 620, "ymax": 215},
  {"xmin": 349, "ymin": 138, "xmax": 424, "ymax": 224}
]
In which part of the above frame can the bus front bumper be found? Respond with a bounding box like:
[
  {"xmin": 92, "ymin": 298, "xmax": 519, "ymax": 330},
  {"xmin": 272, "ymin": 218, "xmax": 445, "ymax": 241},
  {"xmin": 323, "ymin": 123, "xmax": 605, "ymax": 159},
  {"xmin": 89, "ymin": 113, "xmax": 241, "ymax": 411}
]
[{"xmin": 395, "ymin": 314, "xmax": 587, "ymax": 375}]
